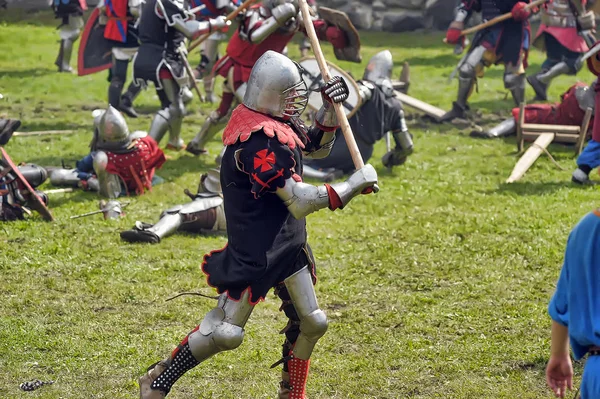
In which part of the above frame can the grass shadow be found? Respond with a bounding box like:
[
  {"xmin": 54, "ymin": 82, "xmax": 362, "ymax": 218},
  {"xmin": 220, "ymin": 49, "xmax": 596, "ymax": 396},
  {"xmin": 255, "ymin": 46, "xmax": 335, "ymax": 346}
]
[
  {"xmin": 492, "ymin": 180, "xmax": 587, "ymax": 196},
  {"xmin": 0, "ymin": 68, "xmax": 57, "ymax": 79}
]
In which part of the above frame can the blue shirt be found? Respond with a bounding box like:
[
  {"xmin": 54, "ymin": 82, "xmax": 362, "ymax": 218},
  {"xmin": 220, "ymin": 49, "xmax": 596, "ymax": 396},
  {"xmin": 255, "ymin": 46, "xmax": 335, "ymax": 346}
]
[{"xmin": 549, "ymin": 211, "xmax": 600, "ymax": 360}]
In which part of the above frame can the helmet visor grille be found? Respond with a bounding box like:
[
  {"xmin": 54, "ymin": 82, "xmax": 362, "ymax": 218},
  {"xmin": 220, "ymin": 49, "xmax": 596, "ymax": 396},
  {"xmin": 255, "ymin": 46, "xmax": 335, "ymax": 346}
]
[{"xmin": 282, "ymin": 80, "xmax": 308, "ymax": 118}]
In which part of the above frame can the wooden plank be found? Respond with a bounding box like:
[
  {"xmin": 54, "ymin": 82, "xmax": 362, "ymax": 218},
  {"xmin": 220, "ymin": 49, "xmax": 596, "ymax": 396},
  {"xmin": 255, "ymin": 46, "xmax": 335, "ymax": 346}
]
[
  {"xmin": 521, "ymin": 123, "xmax": 580, "ymax": 134},
  {"xmin": 522, "ymin": 132, "xmax": 579, "ymax": 143},
  {"xmin": 507, "ymin": 133, "xmax": 555, "ymax": 183},
  {"xmin": 577, "ymin": 107, "xmax": 593, "ymax": 155},
  {"xmin": 13, "ymin": 130, "xmax": 76, "ymax": 137},
  {"xmin": 394, "ymin": 91, "xmax": 446, "ymax": 120}
]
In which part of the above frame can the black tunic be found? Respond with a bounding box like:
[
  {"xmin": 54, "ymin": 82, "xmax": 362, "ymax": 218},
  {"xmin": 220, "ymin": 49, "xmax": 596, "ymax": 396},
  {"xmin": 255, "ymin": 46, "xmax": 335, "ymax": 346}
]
[
  {"xmin": 133, "ymin": 0, "xmax": 186, "ymax": 86},
  {"xmin": 464, "ymin": 0, "xmax": 531, "ymax": 67},
  {"xmin": 305, "ymin": 84, "xmax": 404, "ymax": 174},
  {"xmin": 202, "ymin": 130, "xmax": 315, "ymax": 304},
  {"xmin": 52, "ymin": 0, "xmax": 84, "ymax": 18}
]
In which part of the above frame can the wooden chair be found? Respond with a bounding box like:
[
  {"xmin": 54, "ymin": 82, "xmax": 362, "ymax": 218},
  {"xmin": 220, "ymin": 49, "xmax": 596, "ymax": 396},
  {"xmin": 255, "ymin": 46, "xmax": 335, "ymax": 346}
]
[{"xmin": 516, "ymin": 102, "xmax": 593, "ymax": 155}]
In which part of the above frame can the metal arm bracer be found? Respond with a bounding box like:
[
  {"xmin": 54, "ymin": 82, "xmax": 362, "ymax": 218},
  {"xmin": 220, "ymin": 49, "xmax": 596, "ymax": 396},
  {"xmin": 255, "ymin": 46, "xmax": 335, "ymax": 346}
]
[
  {"xmin": 276, "ymin": 165, "xmax": 378, "ymax": 219},
  {"xmin": 247, "ymin": 4, "xmax": 297, "ymax": 43},
  {"xmin": 276, "ymin": 179, "xmax": 330, "ymax": 219}
]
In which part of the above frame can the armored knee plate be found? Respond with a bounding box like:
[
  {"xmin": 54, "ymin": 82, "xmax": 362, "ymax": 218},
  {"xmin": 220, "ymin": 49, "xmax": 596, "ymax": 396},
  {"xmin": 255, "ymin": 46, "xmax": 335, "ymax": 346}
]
[
  {"xmin": 284, "ymin": 266, "xmax": 327, "ymax": 360},
  {"xmin": 93, "ymin": 151, "xmax": 122, "ymax": 198},
  {"xmin": 187, "ymin": 290, "xmax": 254, "ymax": 362},
  {"xmin": 504, "ymin": 73, "xmax": 526, "ymax": 105}
]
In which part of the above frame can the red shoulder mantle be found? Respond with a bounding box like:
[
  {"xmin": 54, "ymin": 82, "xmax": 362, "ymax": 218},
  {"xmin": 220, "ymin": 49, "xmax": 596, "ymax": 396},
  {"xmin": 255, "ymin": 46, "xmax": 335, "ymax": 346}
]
[{"xmin": 222, "ymin": 105, "xmax": 305, "ymax": 150}]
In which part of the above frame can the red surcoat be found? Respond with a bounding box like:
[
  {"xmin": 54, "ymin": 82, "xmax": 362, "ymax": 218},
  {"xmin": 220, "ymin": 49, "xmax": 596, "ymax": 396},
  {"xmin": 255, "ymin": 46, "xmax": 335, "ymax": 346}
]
[
  {"xmin": 511, "ymin": 83, "xmax": 594, "ymax": 137},
  {"xmin": 105, "ymin": 136, "xmax": 166, "ymax": 195}
]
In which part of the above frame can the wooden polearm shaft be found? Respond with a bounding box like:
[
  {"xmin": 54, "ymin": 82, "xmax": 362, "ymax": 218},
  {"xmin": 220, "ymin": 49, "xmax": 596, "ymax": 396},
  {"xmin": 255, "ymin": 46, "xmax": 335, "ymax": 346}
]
[
  {"xmin": 187, "ymin": 0, "xmax": 258, "ymax": 52},
  {"xmin": 460, "ymin": 0, "xmax": 549, "ymax": 36},
  {"xmin": 298, "ymin": 0, "xmax": 364, "ymax": 171}
]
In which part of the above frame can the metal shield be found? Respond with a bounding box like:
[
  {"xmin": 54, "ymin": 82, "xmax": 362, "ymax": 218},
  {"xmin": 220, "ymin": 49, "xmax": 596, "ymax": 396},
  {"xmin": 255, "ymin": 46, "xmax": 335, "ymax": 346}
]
[
  {"xmin": 0, "ymin": 147, "xmax": 54, "ymax": 221},
  {"xmin": 317, "ymin": 7, "xmax": 362, "ymax": 63},
  {"xmin": 77, "ymin": 8, "xmax": 114, "ymax": 76},
  {"xmin": 299, "ymin": 57, "xmax": 362, "ymax": 119}
]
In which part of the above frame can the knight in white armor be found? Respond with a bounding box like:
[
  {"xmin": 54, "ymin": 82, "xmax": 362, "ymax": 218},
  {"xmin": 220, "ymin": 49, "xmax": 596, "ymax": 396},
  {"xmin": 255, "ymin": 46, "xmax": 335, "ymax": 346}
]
[
  {"xmin": 137, "ymin": 51, "xmax": 376, "ymax": 399},
  {"xmin": 51, "ymin": 0, "xmax": 87, "ymax": 73},
  {"xmin": 527, "ymin": 0, "xmax": 595, "ymax": 101},
  {"xmin": 120, "ymin": 168, "xmax": 226, "ymax": 243},
  {"xmin": 133, "ymin": 0, "xmax": 229, "ymax": 150}
]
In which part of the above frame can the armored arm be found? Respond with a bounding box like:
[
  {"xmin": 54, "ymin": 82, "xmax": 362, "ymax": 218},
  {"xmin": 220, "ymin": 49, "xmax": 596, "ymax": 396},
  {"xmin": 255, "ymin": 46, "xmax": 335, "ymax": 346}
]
[
  {"xmin": 155, "ymin": 0, "xmax": 229, "ymax": 40},
  {"xmin": 171, "ymin": 16, "xmax": 229, "ymax": 40},
  {"xmin": 276, "ymin": 165, "xmax": 378, "ymax": 219},
  {"xmin": 246, "ymin": 4, "xmax": 298, "ymax": 44}
]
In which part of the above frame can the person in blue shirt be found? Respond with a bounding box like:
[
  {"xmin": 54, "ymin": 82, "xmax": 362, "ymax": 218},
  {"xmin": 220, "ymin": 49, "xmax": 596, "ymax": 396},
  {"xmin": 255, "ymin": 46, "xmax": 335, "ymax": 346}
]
[{"xmin": 547, "ymin": 210, "xmax": 600, "ymax": 398}]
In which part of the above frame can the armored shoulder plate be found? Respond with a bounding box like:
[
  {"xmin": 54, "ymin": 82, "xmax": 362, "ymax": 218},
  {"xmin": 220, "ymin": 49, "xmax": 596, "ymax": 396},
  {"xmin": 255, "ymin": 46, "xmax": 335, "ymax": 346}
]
[{"xmin": 575, "ymin": 85, "xmax": 596, "ymax": 114}]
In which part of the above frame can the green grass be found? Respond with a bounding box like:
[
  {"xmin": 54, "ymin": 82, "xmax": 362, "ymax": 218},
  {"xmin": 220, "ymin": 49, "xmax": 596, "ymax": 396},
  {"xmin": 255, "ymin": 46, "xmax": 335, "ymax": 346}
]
[{"xmin": 0, "ymin": 11, "xmax": 597, "ymax": 399}]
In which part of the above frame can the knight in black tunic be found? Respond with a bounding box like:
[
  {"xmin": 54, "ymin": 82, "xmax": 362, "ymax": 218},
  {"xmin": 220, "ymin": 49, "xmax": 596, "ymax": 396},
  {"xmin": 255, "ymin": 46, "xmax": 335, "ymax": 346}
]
[
  {"xmin": 441, "ymin": 0, "xmax": 533, "ymax": 122},
  {"xmin": 304, "ymin": 50, "xmax": 414, "ymax": 178},
  {"xmin": 137, "ymin": 51, "xmax": 377, "ymax": 399},
  {"xmin": 133, "ymin": 0, "xmax": 228, "ymax": 150}
]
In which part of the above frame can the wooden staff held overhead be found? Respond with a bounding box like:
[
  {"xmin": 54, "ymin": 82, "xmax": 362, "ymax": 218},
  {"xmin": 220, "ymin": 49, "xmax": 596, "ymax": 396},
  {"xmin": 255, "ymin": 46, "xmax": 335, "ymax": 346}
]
[
  {"xmin": 299, "ymin": 0, "xmax": 375, "ymax": 191},
  {"xmin": 460, "ymin": 0, "xmax": 550, "ymax": 36},
  {"xmin": 187, "ymin": 0, "xmax": 258, "ymax": 53}
]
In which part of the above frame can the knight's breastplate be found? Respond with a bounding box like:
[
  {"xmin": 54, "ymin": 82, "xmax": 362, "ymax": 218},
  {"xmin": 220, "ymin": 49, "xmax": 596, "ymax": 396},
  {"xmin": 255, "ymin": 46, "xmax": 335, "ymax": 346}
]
[
  {"xmin": 480, "ymin": 0, "xmax": 504, "ymax": 21},
  {"xmin": 542, "ymin": 0, "xmax": 577, "ymax": 28}
]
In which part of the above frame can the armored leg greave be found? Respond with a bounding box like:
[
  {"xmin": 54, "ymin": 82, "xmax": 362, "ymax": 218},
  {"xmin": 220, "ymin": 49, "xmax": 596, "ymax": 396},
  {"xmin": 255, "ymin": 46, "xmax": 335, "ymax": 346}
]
[
  {"xmin": 274, "ymin": 266, "xmax": 325, "ymax": 399},
  {"xmin": 186, "ymin": 110, "xmax": 226, "ymax": 156},
  {"xmin": 440, "ymin": 46, "xmax": 486, "ymax": 123},
  {"xmin": 120, "ymin": 194, "xmax": 226, "ymax": 243},
  {"xmin": 119, "ymin": 82, "xmax": 141, "ymax": 118},
  {"xmin": 55, "ymin": 15, "xmax": 82, "ymax": 73},
  {"xmin": 472, "ymin": 118, "xmax": 517, "ymax": 139},
  {"xmin": 527, "ymin": 61, "xmax": 571, "ymax": 101},
  {"xmin": 284, "ymin": 266, "xmax": 327, "ymax": 360},
  {"xmin": 202, "ymin": 39, "xmax": 220, "ymax": 103},
  {"xmin": 141, "ymin": 290, "xmax": 255, "ymax": 398},
  {"xmin": 49, "ymin": 168, "xmax": 81, "ymax": 187},
  {"xmin": 505, "ymin": 73, "xmax": 526, "ymax": 106},
  {"xmin": 55, "ymin": 39, "xmax": 75, "ymax": 73},
  {"xmin": 108, "ymin": 59, "xmax": 129, "ymax": 108},
  {"xmin": 149, "ymin": 80, "xmax": 185, "ymax": 149}
]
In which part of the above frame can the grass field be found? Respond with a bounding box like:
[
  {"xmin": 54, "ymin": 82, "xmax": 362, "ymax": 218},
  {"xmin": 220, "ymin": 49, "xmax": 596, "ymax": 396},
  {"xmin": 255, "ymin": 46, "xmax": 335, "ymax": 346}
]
[{"xmin": 1, "ymin": 9, "xmax": 598, "ymax": 399}]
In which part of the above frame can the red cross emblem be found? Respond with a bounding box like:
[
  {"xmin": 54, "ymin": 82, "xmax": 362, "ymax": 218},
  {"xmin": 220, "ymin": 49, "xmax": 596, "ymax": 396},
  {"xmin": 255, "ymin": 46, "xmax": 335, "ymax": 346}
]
[{"xmin": 253, "ymin": 149, "xmax": 276, "ymax": 172}]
